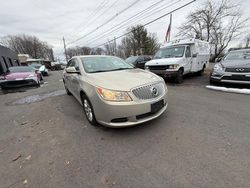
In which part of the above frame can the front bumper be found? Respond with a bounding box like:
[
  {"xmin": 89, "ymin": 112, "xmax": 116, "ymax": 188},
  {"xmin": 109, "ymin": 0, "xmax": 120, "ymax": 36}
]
[
  {"xmin": 210, "ymin": 72, "xmax": 250, "ymax": 85},
  {"xmin": 149, "ymin": 69, "xmax": 178, "ymax": 78},
  {"xmin": 0, "ymin": 79, "xmax": 38, "ymax": 88},
  {"xmin": 92, "ymin": 92, "xmax": 168, "ymax": 128}
]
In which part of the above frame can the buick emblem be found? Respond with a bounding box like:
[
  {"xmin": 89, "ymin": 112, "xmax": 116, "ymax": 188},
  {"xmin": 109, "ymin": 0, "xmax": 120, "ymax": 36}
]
[
  {"xmin": 236, "ymin": 68, "xmax": 245, "ymax": 72},
  {"xmin": 151, "ymin": 87, "xmax": 158, "ymax": 97}
]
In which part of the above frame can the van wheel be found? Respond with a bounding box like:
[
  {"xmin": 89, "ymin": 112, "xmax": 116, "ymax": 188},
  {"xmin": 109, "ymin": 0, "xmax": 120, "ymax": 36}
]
[
  {"xmin": 198, "ymin": 65, "xmax": 205, "ymax": 76},
  {"xmin": 81, "ymin": 94, "xmax": 98, "ymax": 126},
  {"xmin": 175, "ymin": 69, "xmax": 183, "ymax": 84}
]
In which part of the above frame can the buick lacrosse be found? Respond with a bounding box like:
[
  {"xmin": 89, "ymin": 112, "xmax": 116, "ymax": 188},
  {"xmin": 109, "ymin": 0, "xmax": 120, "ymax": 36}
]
[{"xmin": 63, "ymin": 55, "xmax": 168, "ymax": 127}]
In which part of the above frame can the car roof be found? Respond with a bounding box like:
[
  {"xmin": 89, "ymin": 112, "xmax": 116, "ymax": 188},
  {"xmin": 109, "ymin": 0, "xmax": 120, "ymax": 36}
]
[{"xmin": 231, "ymin": 48, "xmax": 250, "ymax": 53}]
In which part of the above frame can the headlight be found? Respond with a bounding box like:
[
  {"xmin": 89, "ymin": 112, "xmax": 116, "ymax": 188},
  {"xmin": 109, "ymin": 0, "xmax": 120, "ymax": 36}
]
[
  {"xmin": 0, "ymin": 76, "xmax": 5, "ymax": 80},
  {"xmin": 96, "ymin": 87, "xmax": 132, "ymax": 102},
  {"xmin": 168, "ymin": 64, "xmax": 179, "ymax": 69},
  {"xmin": 214, "ymin": 64, "xmax": 224, "ymax": 71}
]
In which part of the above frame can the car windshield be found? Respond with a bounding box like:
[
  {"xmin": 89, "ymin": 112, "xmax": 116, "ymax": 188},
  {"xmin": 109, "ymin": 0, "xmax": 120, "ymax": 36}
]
[
  {"xmin": 28, "ymin": 63, "xmax": 42, "ymax": 69},
  {"xmin": 81, "ymin": 56, "xmax": 134, "ymax": 73},
  {"xmin": 154, "ymin": 46, "xmax": 185, "ymax": 59},
  {"xmin": 225, "ymin": 51, "xmax": 250, "ymax": 60},
  {"xmin": 8, "ymin": 66, "xmax": 35, "ymax": 73},
  {"xmin": 125, "ymin": 56, "xmax": 138, "ymax": 64}
]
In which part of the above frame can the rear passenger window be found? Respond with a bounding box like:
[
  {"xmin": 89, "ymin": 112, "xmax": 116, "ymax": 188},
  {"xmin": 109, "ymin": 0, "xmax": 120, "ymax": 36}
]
[{"xmin": 185, "ymin": 46, "xmax": 191, "ymax": 57}]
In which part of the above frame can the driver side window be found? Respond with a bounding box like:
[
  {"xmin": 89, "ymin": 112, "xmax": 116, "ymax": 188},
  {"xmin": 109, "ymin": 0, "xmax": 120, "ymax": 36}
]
[{"xmin": 185, "ymin": 46, "xmax": 191, "ymax": 57}]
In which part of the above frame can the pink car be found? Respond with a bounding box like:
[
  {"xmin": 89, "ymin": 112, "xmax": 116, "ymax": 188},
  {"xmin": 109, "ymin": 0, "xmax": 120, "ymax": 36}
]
[{"xmin": 0, "ymin": 66, "xmax": 43, "ymax": 89}]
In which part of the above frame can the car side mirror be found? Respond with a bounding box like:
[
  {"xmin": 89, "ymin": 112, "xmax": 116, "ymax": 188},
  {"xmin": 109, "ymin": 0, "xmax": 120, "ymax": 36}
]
[
  {"xmin": 66, "ymin": 67, "xmax": 80, "ymax": 74},
  {"xmin": 192, "ymin": 53, "xmax": 197, "ymax": 58},
  {"xmin": 216, "ymin": 57, "xmax": 222, "ymax": 62}
]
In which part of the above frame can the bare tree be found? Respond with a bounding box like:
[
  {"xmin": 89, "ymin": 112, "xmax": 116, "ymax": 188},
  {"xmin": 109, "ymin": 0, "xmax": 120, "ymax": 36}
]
[
  {"xmin": 118, "ymin": 25, "xmax": 160, "ymax": 58},
  {"xmin": 178, "ymin": 0, "xmax": 249, "ymax": 61},
  {"xmin": 1, "ymin": 34, "xmax": 54, "ymax": 60},
  {"xmin": 66, "ymin": 46, "xmax": 92, "ymax": 58},
  {"xmin": 245, "ymin": 34, "xmax": 250, "ymax": 48}
]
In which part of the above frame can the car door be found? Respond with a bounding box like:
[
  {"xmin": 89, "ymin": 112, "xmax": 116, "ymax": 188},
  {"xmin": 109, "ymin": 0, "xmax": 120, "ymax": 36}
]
[
  {"xmin": 183, "ymin": 46, "xmax": 192, "ymax": 74},
  {"xmin": 72, "ymin": 59, "xmax": 82, "ymax": 98},
  {"xmin": 64, "ymin": 59, "xmax": 75, "ymax": 93}
]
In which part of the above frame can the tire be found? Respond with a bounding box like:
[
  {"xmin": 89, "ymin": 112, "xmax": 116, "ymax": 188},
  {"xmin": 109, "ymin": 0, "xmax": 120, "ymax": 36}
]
[
  {"xmin": 81, "ymin": 94, "xmax": 98, "ymax": 126},
  {"xmin": 36, "ymin": 79, "xmax": 41, "ymax": 88},
  {"xmin": 1, "ymin": 87, "xmax": 8, "ymax": 94},
  {"xmin": 64, "ymin": 84, "xmax": 72, "ymax": 95},
  {"xmin": 198, "ymin": 65, "xmax": 205, "ymax": 76},
  {"xmin": 175, "ymin": 69, "xmax": 184, "ymax": 84}
]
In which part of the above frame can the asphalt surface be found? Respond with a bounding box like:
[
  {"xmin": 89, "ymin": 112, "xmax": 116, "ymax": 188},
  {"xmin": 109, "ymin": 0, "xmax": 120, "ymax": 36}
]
[{"xmin": 0, "ymin": 69, "xmax": 250, "ymax": 188}]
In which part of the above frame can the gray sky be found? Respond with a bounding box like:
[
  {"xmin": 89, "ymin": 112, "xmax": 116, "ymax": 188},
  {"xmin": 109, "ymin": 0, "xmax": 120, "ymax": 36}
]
[{"xmin": 0, "ymin": 0, "xmax": 249, "ymax": 60}]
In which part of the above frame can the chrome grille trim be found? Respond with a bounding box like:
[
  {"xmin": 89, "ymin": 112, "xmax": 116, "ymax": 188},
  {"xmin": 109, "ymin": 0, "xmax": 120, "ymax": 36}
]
[{"xmin": 131, "ymin": 82, "xmax": 165, "ymax": 100}]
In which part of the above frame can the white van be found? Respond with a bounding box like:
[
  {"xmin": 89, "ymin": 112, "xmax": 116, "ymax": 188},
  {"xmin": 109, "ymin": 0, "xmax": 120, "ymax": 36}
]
[{"xmin": 145, "ymin": 39, "xmax": 210, "ymax": 83}]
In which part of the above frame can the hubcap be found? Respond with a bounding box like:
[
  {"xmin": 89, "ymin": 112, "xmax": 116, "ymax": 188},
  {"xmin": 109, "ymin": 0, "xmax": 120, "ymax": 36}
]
[{"xmin": 83, "ymin": 99, "xmax": 93, "ymax": 122}]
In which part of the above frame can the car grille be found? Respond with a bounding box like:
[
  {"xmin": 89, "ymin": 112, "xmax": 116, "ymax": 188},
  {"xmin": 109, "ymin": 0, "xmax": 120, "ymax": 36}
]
[
  {"xmin": 132, "ymin": 82, "xmax": 165, "ymax": 100},
  {"xmin": 148, "ymin": 65, "xmax": 169, "ymax": 70},
  {"xmin": 225, "ymin": 67, "xmax": 250, "ymax": 73},
  {"xmin": 222, "ymin": 75, "xmax": 250, "ymax": 81}
]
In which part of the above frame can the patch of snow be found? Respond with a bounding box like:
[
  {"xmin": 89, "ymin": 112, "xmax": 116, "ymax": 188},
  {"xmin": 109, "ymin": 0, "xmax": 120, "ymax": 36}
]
[{"xmin": 206, "ymin": 85, "xmax": 250, "ymax": 95}]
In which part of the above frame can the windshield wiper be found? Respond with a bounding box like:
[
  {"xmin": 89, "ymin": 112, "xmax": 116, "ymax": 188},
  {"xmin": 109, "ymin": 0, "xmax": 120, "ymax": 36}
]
[
  {"xmin": 109, "ymin": 68, "xmax": 134, "ymax": 72},
  {"xmin": 90, "ymin": 70, "xmax": 111, "ymax": 73}
]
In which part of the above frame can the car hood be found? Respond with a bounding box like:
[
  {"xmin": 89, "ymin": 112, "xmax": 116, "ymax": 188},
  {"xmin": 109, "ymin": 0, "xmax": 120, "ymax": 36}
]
[
  {"xmin": 221, "ymin": 60, "xmax": 250, "ymax": 68},
  {"xmin": 87, "ymin": 69, "xmax": 162, "ymax": 91},
  {"xmin": 5, "ymin": 72, "xmax": 34, "ymax": 80},
  {"xmin": 145, "ymin": 58, "xmax": 183, "ymax": 66}
]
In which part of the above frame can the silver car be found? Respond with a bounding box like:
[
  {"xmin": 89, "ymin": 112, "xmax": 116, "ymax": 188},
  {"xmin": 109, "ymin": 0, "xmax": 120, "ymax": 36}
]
[
  {"xmin": 210, "ymin": 49, "xmax": 250, "ymax": 84},
  {"xmin": 63, "ymin": 55, "xmax": 168, "ymax": 128}
]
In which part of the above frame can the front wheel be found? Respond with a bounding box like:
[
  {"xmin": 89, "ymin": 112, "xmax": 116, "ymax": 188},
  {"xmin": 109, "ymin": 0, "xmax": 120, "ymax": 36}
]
[
  {"xmin": 36, "ymin": 80, "xmax": 41, "ymax": 88},
  {"xmin": 81, "ymin": 95, "xmax": 98, "ymax": 126},
  {"xmin": 175, "ymin": 69, "xmax": 183, "ymax": 84}
]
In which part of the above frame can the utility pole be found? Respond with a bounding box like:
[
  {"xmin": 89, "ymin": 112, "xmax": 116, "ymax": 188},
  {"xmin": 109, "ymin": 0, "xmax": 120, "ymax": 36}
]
[
  {"xmin": 63, "ymin": 37, "xmax": 68, "ymax": 63},
  {"xmin": 169, "ymin": 14, "xmax": 172, "ymax": 42},
  {"xmin": 114, "ymin": 37, "xmax": 117, "ymax": 56}
]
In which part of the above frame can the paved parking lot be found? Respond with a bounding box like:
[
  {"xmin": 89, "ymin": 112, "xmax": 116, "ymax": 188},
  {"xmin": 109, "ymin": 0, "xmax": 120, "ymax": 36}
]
[{"xmin": 0, "ymin": 70, "xmax": 250, "ymax": 188}]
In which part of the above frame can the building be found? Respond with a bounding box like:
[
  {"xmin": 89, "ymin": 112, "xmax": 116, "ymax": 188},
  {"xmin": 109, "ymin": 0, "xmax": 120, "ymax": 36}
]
[{"xmin": 0, "ymin": 45, "xmax": 20, "ymax": 75}]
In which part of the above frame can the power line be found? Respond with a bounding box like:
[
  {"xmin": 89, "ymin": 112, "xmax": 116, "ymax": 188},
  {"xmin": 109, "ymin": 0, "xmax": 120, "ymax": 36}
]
[
  {"xmin": 67, "ymin": 0, "xmax": 142, "ymax": 45},
  {"xmin": 70, "ymin": 0, "xmax": 116, "ymax": 37},
  {"xmin": 92, "ymin": 0, "xmax": 197, "ymax": 49},
  {"xmin": 85, "ymin": 0, "xmax": 168, "ymax": 44},
  {"xmin": 86, "ymin": 0, "xmax": 182, "ymax": 46},
  {"xmin": 64, "ymin": 0, "xmax": 108, "ymax": 36}
]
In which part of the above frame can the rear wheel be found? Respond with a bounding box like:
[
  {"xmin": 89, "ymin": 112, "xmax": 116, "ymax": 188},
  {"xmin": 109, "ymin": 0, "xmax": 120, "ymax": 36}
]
[
  {"xmin": 198, "ymin": 65, "xmax": 206, "ymax": 76},
  {"xmin": 81, "ymin": 94, "xmax": 98, "ymax": 126},
  {"xmin": 175, "ymin": 69, "xmax": 183, "ymax": 84}
]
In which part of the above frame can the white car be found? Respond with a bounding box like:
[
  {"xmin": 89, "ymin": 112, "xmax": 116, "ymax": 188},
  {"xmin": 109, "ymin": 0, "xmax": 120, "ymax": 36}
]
[{"xmin": 63, "ymin": 55, "xmax": 168, "ymax": 128}]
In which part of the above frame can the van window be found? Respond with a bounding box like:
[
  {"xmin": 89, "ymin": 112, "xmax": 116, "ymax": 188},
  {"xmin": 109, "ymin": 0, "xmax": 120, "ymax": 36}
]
[
  {"xmin": 154, "ymin": 46, "xmax": 185, "ymax": 59},
  {"xmin": 185, "ymin": 46, "xmax": 191, "ymax": 57}
]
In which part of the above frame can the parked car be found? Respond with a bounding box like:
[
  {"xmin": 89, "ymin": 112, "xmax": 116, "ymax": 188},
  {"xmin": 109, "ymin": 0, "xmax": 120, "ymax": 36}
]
[
  {"xmin": 210, "ymin": 49, "xmax": 250, "ymax": 85},
  {"xmin": 125, "ymin": 55, "xmax": 152, "ymax": 69},
  {"xmin": 145, "ymin": 39, "xmax": 210, "ymax": 83},
  {"xmin": 28, "ymin": 63, "xmax": 49, "ymax": 76},
  {"xmin": 0, "ymin": 66, "xmax": 42, "ymax": 89},
  {"xmin": 63, "ymin": 55, "xmax": 168, "ymax": 128}
]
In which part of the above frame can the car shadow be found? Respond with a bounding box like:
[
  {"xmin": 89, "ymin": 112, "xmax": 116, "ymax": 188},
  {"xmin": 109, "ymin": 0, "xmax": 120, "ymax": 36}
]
[{"xmin": 0, "ymin": 86, "xmax": 37, "ymax": 95}]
